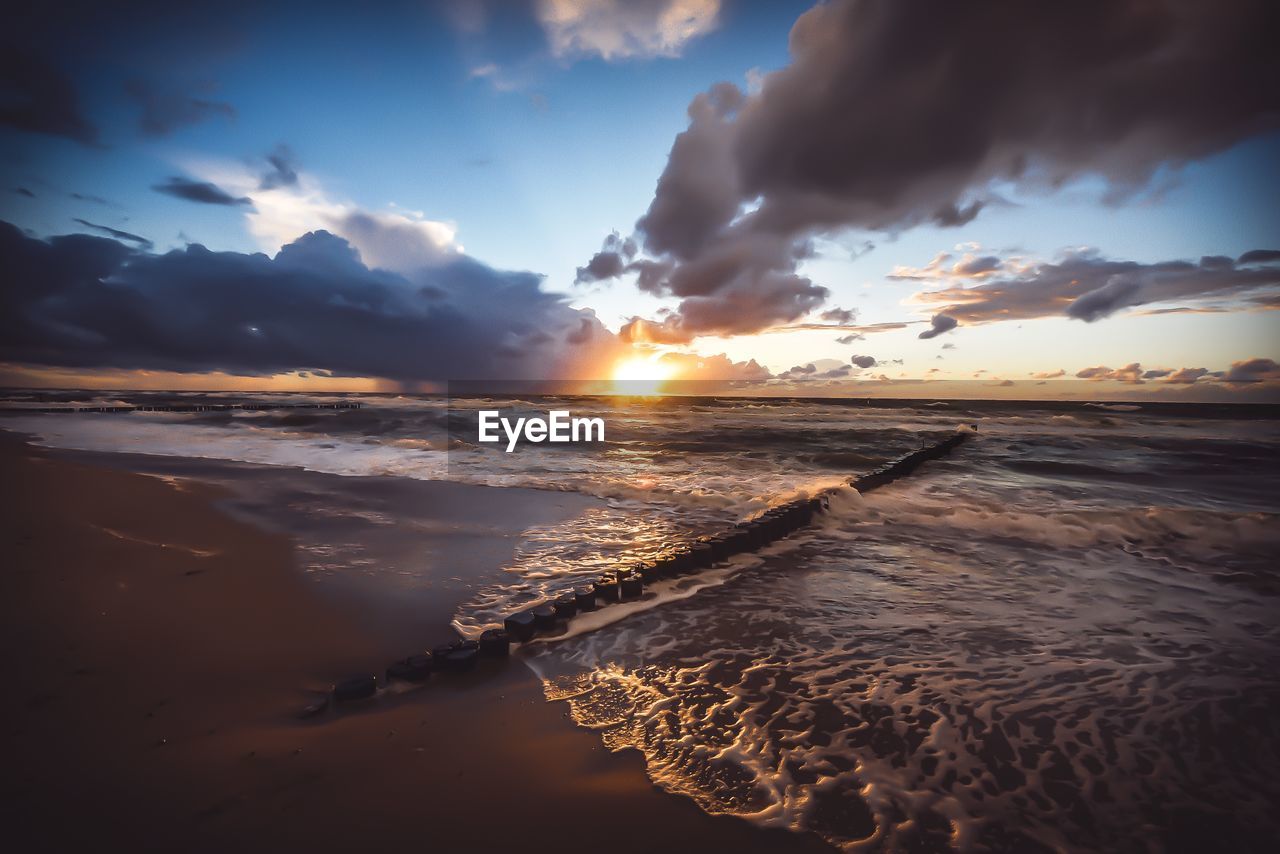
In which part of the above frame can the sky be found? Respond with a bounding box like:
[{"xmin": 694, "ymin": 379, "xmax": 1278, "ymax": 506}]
[{"xmin": 2, "ymin": 0, "xmax": 1279, "ymax": 400}]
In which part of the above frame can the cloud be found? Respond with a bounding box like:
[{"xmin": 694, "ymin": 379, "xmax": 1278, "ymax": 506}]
[
  {"xmin": 0, "ymin": 220, "xmax": 619, "ymax": 382},
  {"xmin": 595, "ymin": 0, "xmax": 1279, "ymax": 342},
  {"xmin": 1064, "ymin": 360, "xmax": 1279, "ymax": 388},
  {"xmin": 820, "ymin": 307, "xmax": 856, "ymax": 323},
  {"xmin": 1032, "ymin": 369, "xmax": 1066, "ymax": 379},
  {"xmin": 581, "ymin": 83, "xmax": 826, "ymax": 339},
  {"xmin": 614, "ymin": 226, "xmax": 829, "ymax": 341},
  {"xmin": 182, "ymin": 156, "xmax": 463, "ymax": 272},
  {"xmin": 1076, "ymin": 363, "xmax": 1146, "ymax": 384},
  {"xmin": 731, "ymin": 0, "xmax": 1277, "ymax": 232},
  {"xmin": 0, "ymin": 51, "xmax": 98, "ymax": 145},
  {"xmin": 655, "ymin": 350, "xmax": 770, "ymax": 382},
  {"xmin": 537, "ymin": 0, "xmax": 721, "ymax": 61},
  {"xmin": 575, "ymin": 231, "xmax": 637, "ymax": 283},
  {"xmin": 917, "ymin": 313, "xmax": 957, "ymax": 339},
  {"xmin": 1223, "ymin": 357, "xmax": 1280, "ymax": 384},
  {"xmin": 1165, "ymin": 367, "xmax": 1210, "ymax": 384},
  {"xmin": 14, "ymin": 187, "xmax": 35, "ymax": 198},
  {"xmin": 157, "ymin": 153, "xmax": 461, "ymax": 277},
  {"xmin": 466, "ymin": 62, "xmax": 528, "ymax": 94},
  {"xmin": 850, "ymin": 354, "xmax": 876, "ymax": 369},
  {"xmin": 153, "ymin": 176, "xmax": 252, "ymax": 206},
  {"xmin": 835, "ymin": 333, "xmax": 862, "ymax": 344},
  {"xmin": 125, "ymin": 79, "xmax": 235, "ymax": 137},
  {"xmin": 773, "ymin": 363, "xmax": 814, "ymax": 378},
  {"xmin": 779, "ymin": 319, "xmax": 907, "ymax": 335},
  {"xmin": 71, "ymin": 218, "xmax": 153, "ymax": 250},
  {"xmin": 259, "ymin": 146, "xmax": 299, "ymax": 190},
  {"xmin": 908, "ymin": 248, "xmax": 1280, "ymax": 324},
  {"xmin": 635, "ymin": 83, "xmax": 744, "ymax": 260},
  {"xmin": 329, "ymin": 210, "xmax": 459, "ymax": 270},
  {"xmin": 775, "ymin": 358, "xmax": 853, "ymax": 383}
]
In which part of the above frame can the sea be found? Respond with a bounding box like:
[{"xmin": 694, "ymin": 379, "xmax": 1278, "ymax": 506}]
[{"xmin": 3, "ymin": 389, "xmax": 1278, "ymax": 852}]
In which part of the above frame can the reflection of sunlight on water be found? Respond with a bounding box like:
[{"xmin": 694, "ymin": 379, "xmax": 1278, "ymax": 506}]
[{"xmin": 520, "ymin": 424, "xmax": 1280, "ymax": 852}]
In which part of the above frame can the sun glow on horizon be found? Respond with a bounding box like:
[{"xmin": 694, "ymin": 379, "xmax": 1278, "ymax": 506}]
[{"xmin": 609, "ymin": 355, "xmax": 677, "ymax": 396}]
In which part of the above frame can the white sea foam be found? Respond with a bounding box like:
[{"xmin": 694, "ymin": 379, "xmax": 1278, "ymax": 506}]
[{"xmin": 3, "ymin": 413, "xmax": 452, "ymax": 480}]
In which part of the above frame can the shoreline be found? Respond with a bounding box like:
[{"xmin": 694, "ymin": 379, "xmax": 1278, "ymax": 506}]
[
  {"xmin": 0, "ymin": 434, "xmax": 830, "ymax": 853},
  {"xmin": 21, "ymin": 438, "xmax": 604, "ymax": 652}
]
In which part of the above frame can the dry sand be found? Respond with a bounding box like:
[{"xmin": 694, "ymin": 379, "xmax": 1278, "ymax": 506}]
[{"xmin": 0, "ymin": 435, "xmax": 829, "ymax": 852}]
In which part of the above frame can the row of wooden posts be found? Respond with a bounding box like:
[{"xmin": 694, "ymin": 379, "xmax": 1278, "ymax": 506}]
[{"xmin": 313, "ymin": 429, "xmax": 973, "ymax": 714}]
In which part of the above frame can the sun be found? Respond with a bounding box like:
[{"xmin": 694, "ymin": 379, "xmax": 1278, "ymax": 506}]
[{"xmin": 609, "ymin": 356, "xmax": 676, "ymax": 396}]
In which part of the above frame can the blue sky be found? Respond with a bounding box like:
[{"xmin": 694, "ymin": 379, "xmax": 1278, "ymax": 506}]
[{"xmin": 2, "ymin": 0, "xmax": 1278, "ymax": 396}]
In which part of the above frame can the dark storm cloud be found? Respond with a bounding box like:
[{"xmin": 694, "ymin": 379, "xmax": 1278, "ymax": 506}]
[
  {"xmin": 917, "ymin": 314, "xmax": 957, "ymax": 340},
  {"xmin": 152, "ymin": 177, "xmax": 252, "ymax": 207},
  {"xmin": 615, "ymin": 232, "xmax": 828, "ymax": 343},
  {"xmin": 259, "ymin": 145, "xmax": 299, "ymax": 190},
  {"xmin": 0, "ymin": 51, "xmax": 98, "ymax": 145},
  {"xmin": 911, "ymin": 250, "xmax": 1280, "ymax": 324},
  {"xmin": 636, "ymin": 82, "xmax": 745, "ymax": 262},
  {"xmin": 71, "ymin": 218, "xmax": 153, "ymax": 250},
  {"xmin": 612, "ymin": 84, "xmax": 827, "ymax": 339},
  {"xmin": 0, "ymin": 221, "xmax": 617, "ymax": 381},
  {"xmin": 125, "ymin": 79, "xmax": 235, "ymax": 137},
  {"xmin": 621, "ymin": 231, "xmax": 828, "ymax": 341},
  {"xmin": 732, "ymin": 0, "xmax": 1279, "ymax": 235},
  {"xmin": 602, "ymin": 0, "xmax": 1280, "ymax": 341}
]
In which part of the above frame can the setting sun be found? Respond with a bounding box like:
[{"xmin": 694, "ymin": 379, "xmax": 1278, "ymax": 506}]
[{"xmin": 609, "ymin": 356, "xmax": 676, "ymax": 396}]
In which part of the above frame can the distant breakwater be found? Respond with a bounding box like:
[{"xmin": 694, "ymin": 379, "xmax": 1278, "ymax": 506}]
[{"xmin": 305, "ymin": 427, "xmax": 974, "ymax": 718}]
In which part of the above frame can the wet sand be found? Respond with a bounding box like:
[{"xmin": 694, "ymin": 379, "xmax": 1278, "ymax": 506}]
[{"xmin": 0, "ymin": 435, "xmax": 829, "ymax": 853}]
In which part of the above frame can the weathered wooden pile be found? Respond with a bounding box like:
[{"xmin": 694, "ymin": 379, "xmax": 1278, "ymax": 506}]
[{"xmin": 308, "ymin": 429, "xmax": 973, "ymax": 716}]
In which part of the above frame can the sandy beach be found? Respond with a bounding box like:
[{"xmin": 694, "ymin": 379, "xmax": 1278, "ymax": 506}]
[{"xmin": 0, "ymin": 434, "xmax": 829, "ymax": 853}]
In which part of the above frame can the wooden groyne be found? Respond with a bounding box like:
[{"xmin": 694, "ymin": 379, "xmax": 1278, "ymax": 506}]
[
  {"xmin": 305, "ymin": 428, "xmax": 974, "ymax": 717},
  {"xmin": 7, "ymin": 402, "xmax": 362, "ymax": 414}
]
